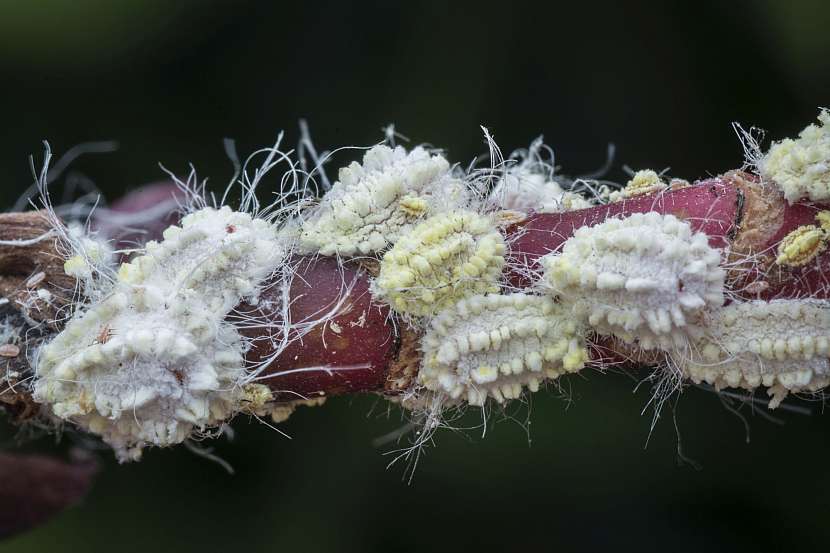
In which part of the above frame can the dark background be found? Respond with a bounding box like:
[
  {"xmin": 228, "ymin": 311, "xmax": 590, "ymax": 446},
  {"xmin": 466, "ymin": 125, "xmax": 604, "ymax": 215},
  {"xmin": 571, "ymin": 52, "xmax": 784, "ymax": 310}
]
[{"xmin": 1, "ymin": 1, "xmax": 829, "ymax": 551}]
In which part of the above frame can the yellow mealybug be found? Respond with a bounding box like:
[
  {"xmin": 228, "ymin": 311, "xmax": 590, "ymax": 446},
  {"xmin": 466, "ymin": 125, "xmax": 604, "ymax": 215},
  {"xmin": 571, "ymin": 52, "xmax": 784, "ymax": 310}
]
[
  {"xmin": 373, "ymin": 210, "xmax": 506, "ymax": 317},
  {"xmin": 398, "ymin": 195, "xmax": 429, "ymax": 216},
  {"xmin": 609, "ymin": 169, "xmax": 666, "ymax": 202},
  {"xmin": 817, "ymin": 210, "xmax": 830, "ymax": 232},
  {"xmin": 776, "ymin": 225, "xmax": 827, "ymax": 267}
]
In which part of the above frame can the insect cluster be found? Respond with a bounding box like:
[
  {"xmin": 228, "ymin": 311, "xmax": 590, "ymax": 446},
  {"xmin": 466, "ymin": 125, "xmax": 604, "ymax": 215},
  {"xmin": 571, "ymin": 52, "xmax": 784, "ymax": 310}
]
[
  {"xmin": 21, "ymin": 108, "xmax": 830, "ymax": 460},
  {"xmin": 34, "ymin": 206, "xmax": 283, "ymax": 460}
]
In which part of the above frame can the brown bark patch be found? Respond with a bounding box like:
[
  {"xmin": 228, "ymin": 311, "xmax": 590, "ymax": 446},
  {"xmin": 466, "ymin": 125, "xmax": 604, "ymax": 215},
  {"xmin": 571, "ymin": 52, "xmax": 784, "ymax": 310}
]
[
  {"xmin": 0, "ymin": 211, "xmax": 75, "ymax": 326},
  {"xmin": 384, "ymin": 325, "xmax": 422, "ymax": 394}
]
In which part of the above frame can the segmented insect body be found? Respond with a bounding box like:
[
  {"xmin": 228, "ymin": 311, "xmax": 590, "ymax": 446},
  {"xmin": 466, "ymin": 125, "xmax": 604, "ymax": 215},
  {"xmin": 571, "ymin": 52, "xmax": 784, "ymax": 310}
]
[
  {"xmin": 97, "ymin": 324, "xmax": 113, "ymax": 345},
  {"xmin": 35, "ymin": 206, "xmax": 284, "ymax": 460},
  {"xmin": 541, "ymin": 212, "xmax": 725, "ymax": 350},
  {"xmin": 299, "ymin": 145, "xmax": 469, "ymax": 256},
  {"xmin": 775, "ymin": 224, "xmax": 828, "ymax": 267},
  {"xmin": 608, "ymin": 169, "xmax": 667, "ymax": 201},
  {"xmin": 419, "ymin": 293, "xmax": 588, "ymax": 406},
  {"xmin": 682, "ymin": 299, "xmax": 830, "ymax": 408},
  {"xmin": 759, "ymin": 109, "xmax": 830, "ymax": 204},
  {"xmin": 373, "ymin": 210, "xmax": 506, "ymax": 317}
]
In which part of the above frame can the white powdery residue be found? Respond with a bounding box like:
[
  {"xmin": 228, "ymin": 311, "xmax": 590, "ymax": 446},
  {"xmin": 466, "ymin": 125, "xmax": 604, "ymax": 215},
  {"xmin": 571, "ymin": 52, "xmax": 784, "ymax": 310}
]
[
  {"xmin": 298, "ymin": 144, "xmax": 470, "ymax": 256},
  {"xmin": 418, "ymin": 293, "xmax": 588, "ymax": 406},
  {"xmin": 488, "ymin": 167, "xmax": 592, "ymax": 214},
  {"xmin": 541, "ymin": 212, "xmax": 725, "ymax": 350},
  {"xmin": 34, "ymin": 206, "xmax": 284, "ymax": 461},
  {"xmin": 759, "ymin": 109, "xmax": 830, "ymax": 204},
  {"xmin": 62, "ymin": 222, "xmax": 116, "ymax": 293},
  {"xmin": 682, "ymin": 299, "xmax": 830, "ymax": 408}
]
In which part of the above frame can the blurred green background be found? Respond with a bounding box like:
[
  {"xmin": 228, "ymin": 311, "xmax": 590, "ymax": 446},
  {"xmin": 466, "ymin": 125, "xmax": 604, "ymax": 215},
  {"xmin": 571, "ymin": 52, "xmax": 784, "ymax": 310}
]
[{"xmin": 1, "ymin": 0, "xmax": 829, "ymax": 551}]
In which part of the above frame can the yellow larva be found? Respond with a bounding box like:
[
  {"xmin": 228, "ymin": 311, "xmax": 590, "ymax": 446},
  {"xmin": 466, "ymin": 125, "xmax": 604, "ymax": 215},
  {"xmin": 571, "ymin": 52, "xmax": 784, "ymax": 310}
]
[
  {"xmin": 776, "ymin": 225, "xmax": 827, "ymax": 267},
  {"xmin": 373, "ymin": 210, "xmax": 506, "ymax": 317},
  {"xmin": 608, "ymin": 169, "xmax": 666, "ymax": 201}
]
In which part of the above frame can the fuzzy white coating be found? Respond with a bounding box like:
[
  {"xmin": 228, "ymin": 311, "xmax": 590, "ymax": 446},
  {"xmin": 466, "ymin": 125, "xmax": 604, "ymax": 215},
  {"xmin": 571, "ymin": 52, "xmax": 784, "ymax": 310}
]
[
  {"xmin": 418, "ymin": 293, "xmax": 588, "ymax": 406},
  {"xmin": 62, "ymin": 223, "xmax": 115, "ymax": 280},
  {"xmin": 372, "ymin": 210, "xmax": 506, "ymax": 317},
  {"xmin": 682, "ymin": 299, "xmax": 830, "ymax": 408},
  {"xmin": 541, "ymin": 212, "xmax": 725, "ymax": 350},
  {"xmin": 34, "ymin": 206, "xmax": 284, "ymax": 461},
  {"xmin": 759, "ymin": 109, "xmax": 830, "ymax": 204},
  {"xmin": 488, "ymin": 167, "xmax": 592, "ymax": 213},
  {"xmin": 298, "ymin": 145, "xmax": 469, "ymax": 256}
]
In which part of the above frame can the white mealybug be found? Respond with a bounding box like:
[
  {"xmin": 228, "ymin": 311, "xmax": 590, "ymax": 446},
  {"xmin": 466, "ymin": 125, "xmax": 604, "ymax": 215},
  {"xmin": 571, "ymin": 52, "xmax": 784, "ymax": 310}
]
[
  {"xmin": 682, "ymin": 299, "xmax": 830, "ymax": 408},
  {"xmin": 541, "ymin": 212, "xmax": 725, "ymax": 350},
  {"xmin": 418, "ymin": 293, "xmax": 588, "ymax": 406},
  {"xmin": 488, "ymin": 167, "xmax": 592, "ymax": 213},
  {"xmin": 33, "ymin": 206, "xmax": 284, "ymax": 461},
  {"xmin": 298, "ymin": 144, "xmax": 470, "ymax": 256},
  {"xmin": 759, "ymin": 109, "xmax": 830, "ymax": 204},
  {"xmin": 372, "ymin": 210, "xmax": 506, "ymax": 317}
]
